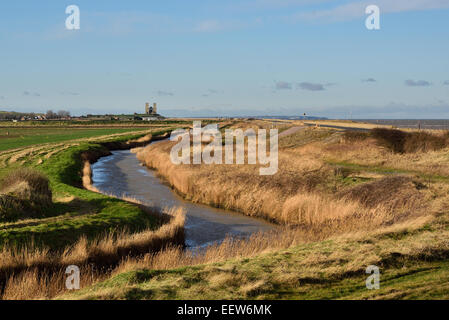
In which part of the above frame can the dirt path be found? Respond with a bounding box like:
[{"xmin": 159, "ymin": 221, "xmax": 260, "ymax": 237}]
[{"xmin": 279, "ymin": 126, "xmax": 305, "ymax": 137}]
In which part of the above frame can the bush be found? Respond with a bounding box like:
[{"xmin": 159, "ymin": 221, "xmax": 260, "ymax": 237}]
[
  {"xmin": 0, "ymin": 168, "xmax": 52, "ymax": 222},
  {"xmin": 371, "ymin": 128, "xmax": 408, "ymax": 153},
  {"xmin": 403, "ymin": 131, "xmax": 447, "ymax": 153},
  {"xmin": 370, "ymin": 128, "xmax": 448, "ymax": 153}
]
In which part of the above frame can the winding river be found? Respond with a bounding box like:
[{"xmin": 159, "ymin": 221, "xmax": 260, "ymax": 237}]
[{"xmin": 91, "ymin": 144, "xmax": 275, "ymax": 248}]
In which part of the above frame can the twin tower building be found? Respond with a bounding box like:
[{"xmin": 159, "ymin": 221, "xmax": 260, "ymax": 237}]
[{"xmin": 145, "ymin": 102, "xmax": 158, "ymax": 115}]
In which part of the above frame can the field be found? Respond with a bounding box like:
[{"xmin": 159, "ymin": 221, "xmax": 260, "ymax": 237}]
[
  {"xmin": 1, "ymin": 119, "xmax": 449, "ymax": 300},
  {"xmin": 0, "ymin": 127, "xmax": 161, "ymax": 152}
]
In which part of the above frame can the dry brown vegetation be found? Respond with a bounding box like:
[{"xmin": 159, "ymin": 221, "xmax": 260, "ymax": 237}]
[
  {"xmin": 0, "ymin": 207, "xmax": 185, "ymax": 299},
  {"xmin": 62, "ymin": 211, "xmax": 449, "ymax": 300},
  {"xmin": 136, "ymin": 123, "xmax": 443, "ymax": 240},
  {"xmin": 55, "ymin": 123, "xmax": 449, "ymax": 300},
  {"xmin": 0, "ymin": 168, "xmax": 52, "ymax": 222}
]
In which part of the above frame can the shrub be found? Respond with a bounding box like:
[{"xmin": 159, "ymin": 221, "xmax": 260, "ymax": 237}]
[
  {"xmin": 370, "ymin": 128, "xmax": 448, "ymax": 153},
  {"xmin": 403, "ymin": 131, "xmax": 447, "ymax": 153},
  {"xmin": 0, "ymin": 168, "xmax": 52, "ymax": 222},
  {"xmin": 0, "ymin": 168, "xmax": 52, "ymax": 204},
  {"xmin": 371, "ymin": 128, "xmax": 408, "ymax": 153}
]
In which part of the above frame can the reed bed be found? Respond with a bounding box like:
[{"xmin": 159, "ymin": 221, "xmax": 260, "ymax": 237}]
[{"xmin": 136, "ymin": 136, "xmax": 433, "ymax": 237}]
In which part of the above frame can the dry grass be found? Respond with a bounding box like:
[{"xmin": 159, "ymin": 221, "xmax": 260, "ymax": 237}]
[
  {"xmin": 0, "ymin": 168, "xmax": 52, "ymax": 203},
  {"xmin": 60, "ymin": 210, "xmax": 448, "ymax": 300},
  {"xmin": 0, "ymin": 207, "xmax": 185, "ymax": 300},
  {"xmin": 135, "ymin": 128, "xmax": 435, "ymax": 238},
  {"xmin": 0, "ymin": 168, "xmax": 53, "ymax": 222},
  {"xmin": 114, "ymin": 227, "xmax": 302, "ymax": 276}
]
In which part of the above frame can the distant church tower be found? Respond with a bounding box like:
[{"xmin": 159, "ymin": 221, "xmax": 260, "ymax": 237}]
[
  {"xmin": 153, "ymin": 103, "xmax": 157, "ymax": 114},
  {"xmin": 145, "ymin": 103, "xmax": 150, "ymax": 115}
]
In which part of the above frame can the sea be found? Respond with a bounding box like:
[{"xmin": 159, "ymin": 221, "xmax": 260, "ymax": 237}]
[{"xmin": 355, "ymin": 119, "xmax": 449, "ymax": 130}]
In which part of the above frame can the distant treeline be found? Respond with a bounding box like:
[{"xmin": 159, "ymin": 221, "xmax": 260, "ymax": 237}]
[
  {"xmin": 0, "ymin": 111, "xmax": 41, "ymax": 120},
  {"xmin": 0, "ymin": 110, "xmax": 70, "ymax": 120},
  {"xmin": 45, "ymin": 110, "xmax": 71, "ymax": 119}
]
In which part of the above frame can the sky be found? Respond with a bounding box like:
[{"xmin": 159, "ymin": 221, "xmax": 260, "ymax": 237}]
[{"xmin": 0, "ymin": 0, "xmax": 448, "ymax": 119}]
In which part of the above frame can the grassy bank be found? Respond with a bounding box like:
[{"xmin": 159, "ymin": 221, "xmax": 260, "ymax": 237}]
[
  {"xmin": 62, "ymin": 211, "xmax": 449, "ymax": 300},
  {"xmin": 0, "ymin": 127, "xmax": 179, "ymax": 250}
]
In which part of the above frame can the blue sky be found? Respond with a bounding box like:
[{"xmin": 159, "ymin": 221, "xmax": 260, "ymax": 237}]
[{"xmin": 0, "ymin": 0, "xmax": 448, "ymax": 118}]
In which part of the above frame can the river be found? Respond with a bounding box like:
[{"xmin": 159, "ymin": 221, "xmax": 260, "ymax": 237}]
[{"xmin": 91, "ymin": 147, "xmax": 275, "ymax": 248}]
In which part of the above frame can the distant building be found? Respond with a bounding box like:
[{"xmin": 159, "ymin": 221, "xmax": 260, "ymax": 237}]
[
  {"xmin": 142, "ymin": 116, "xmax": 159, "ymax": 121},
  {"xmin": 145, "ymin": 103, "xmax": 150, "ymax": 115},
  {"xmin": 145, "ymin": 102, "xmax": 158, "ymax": 115}
]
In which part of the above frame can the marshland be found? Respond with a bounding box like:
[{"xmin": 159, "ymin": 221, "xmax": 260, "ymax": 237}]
[{"xmin": 1, "ymin": 119, "xmax": 449, "ymax": 299}]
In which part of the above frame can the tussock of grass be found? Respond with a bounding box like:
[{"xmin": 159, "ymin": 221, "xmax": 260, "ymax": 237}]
[{"xmin": 0, "ymin": 168, "xmax": 52, "ymax": 222}]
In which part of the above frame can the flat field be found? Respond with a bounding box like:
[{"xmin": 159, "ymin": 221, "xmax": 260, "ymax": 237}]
[{"xmin": 0, "ymin": 127, "xmax": 156, "ymax": 152}]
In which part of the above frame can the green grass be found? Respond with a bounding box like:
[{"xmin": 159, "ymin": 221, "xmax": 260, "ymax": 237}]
[
  {"xmin": 0, "ymin": 127, "xmax": 151, "ymax": 152},
  {"xmin": 0, "ymin": 129, "xmax": 173, "ymax": 250}
]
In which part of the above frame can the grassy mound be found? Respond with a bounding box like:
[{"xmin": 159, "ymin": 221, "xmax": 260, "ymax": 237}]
[
  {"xmin": 338, "ymin": 176, "xmax": 424, "ymax": 211},
  {"xmin": 0, "ymin": 168, "xmax": 52, "ymax": 222}
]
